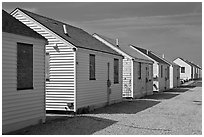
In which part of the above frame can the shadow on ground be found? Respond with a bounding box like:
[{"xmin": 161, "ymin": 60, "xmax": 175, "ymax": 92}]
[
  {"xmin": 90, "ymin": 99, "xmax": 160, "ymax": 114},
  {"xmin": 7, "ymin": 115, "xmax": 117, "ymax": 135},
  {"xmin": 180, "ymin": 85, "xmax": 196, "ymax": 88},
  {"xmin": 142, "ymin": 92, "xmax": 180, "ymax": 100},
  {"xmin": 194, "ymin": 81, "xmax": 202, "ymax": 87},
  {"xmin": 164, "ymin": 88, "xmax": 190, "ymax": 93}
]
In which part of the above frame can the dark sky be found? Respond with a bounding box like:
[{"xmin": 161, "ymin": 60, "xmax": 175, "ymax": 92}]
[{"xmin": 3, "ymin": 2, "xmax": 202, "ymax": 66}]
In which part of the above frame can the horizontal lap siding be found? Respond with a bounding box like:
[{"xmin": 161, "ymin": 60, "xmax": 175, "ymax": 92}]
[
  {"xmin": 12, "ymin": 12, "xmax": 76, "ymax": 111},
  {"xmin": 2, "ymin": 32, "xmax": 46, "ymax": 132},
  {"xmin": 46, "ymin": 50, "xmax": 75, "ymax": 111},
  {"xmin": 76, "ymin": 49, "xmax": 122, "ymax": 109},
  {"xmin": 122, "ymin": 57, "xmax": 132, "ymax": 97}
]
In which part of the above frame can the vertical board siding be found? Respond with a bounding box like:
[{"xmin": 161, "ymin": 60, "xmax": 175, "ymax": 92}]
[
  {"xmin": 122, "ymin": 57, "xmax": 132, "ymax": 97},
  {"xmin": 2, "ymin": 32, "xmax": 46, "ymax": 133},
  {"xmin": 76, "ymin": 49, "xmax": 122, "ymax": 109},
  {"xmin": 12, "ymin": 12, "xmax": 76, "ymax": 111}
]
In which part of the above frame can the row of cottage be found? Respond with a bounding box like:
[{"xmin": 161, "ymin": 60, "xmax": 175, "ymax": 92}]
[{"xmin": 2, "ymin": 9, "xmax": 202, "ymax": 133}]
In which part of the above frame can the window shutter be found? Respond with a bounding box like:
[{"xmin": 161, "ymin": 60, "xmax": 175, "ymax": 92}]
[
  {"xmin": 89, "ymin": 54, "xmax": 95, "ymax": 80},
  {"xmin": 114, "ymin": 58, "xmax": 119, "ymax": 84},
  {"xmin": 17, "ymin": 42, "xmax": 33, "ymax": 90},
  {"xmin": 46, "ymin": 53, "xmax": 50, "ymax": 81}
]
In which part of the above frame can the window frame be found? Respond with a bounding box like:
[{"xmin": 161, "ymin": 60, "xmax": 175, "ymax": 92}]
[
  {"xmin": 114, "ymin": 58, "xmax": 119, "ymax": 84},
  {"xmin": 45, "ymin": 52, "xmax": 50, "ymax": 81},
  {"xmin": 138, "ymin": 62, "xmax": 142, "ymax": 79},
  {"xmin": 181, "ymin": 67, "xmax": 185, "ymax": 73},
  {"xmin": 89, "ymin": 54, "xmax": 96, "ymax": 80},
  {"xmin": 17, "ymin": 42, "xmax": 33, "ymax": 90},
  {"xmin": 161, "ymin": 65, "xmax": 163, "ymax": 78}
]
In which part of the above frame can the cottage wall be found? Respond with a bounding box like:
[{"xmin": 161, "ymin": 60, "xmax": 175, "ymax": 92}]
[
  {"xmin": 2, "ymin": 32, "xmax": 46, "ymax": 133},
  {"xmin": 133, "ymin": 62, "xmax": 153, "ymax": 98},
  {"xmin": 76, "ymin": 48, "xmax": 123, "ymax": 110},
  {"xmin": 158, "ymin": 64, "xmax": 170, "ymax": 92},
  {"xmin": 12, "ymin": 10, "xmax": 76, "ymax": 111}
]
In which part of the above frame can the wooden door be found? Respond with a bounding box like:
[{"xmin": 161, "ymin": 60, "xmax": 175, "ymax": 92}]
[{"xmin": 107, "ymin": 62, "xmax": 111, "ymax": 105}]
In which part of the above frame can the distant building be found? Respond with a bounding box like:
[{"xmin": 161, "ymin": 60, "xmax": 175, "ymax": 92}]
[
  {"xmin": 186, "ymin": 61, "xmax": 201, "ymax": 79},
  {"xmin": 2, "ymin": 10, "xmax": 47, "ymax": 133},
  {"xmin": 11, "ymin": 8, "xmax": 123, "ymax": 112},
  {"xmin": 93, "ymin": 33, "xmax": 154, "ymax": 98},
  {"xmin": 173, "ymin": 57, "xmax": 193, "ymax": 81},
  {"xmin": 131, "ymin": 46, "xmax": 170, "ymax": 92},
  {"xmin": 152, "ymin": 54, "xmax": 180, "ymax": 88}
]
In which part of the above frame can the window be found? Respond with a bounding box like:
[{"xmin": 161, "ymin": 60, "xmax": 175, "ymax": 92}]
[
  {"xmin": 114, "ymin": 58, "xmax": 119, "ymax": 84},
  {"xmin": 161, "ymin": 65, "xmax": 163, "ymax": 78},
  {"xmin": 138, "ymin": 62, "xmax": 142, "ymax": 79},
  {"xmin": 46, "ymin": 53, "xmax": 50, "ymax": 81},
  {"xmin": 181, "ymin": 67, "xmax": 185, "ymax": 73},
  {"xmin": 17, "ymin": 42, "xmax": 33, "ymax": 90},
  {"xmin": 89, "ymin": 54, "xmax": 95, "ymax": 80}
]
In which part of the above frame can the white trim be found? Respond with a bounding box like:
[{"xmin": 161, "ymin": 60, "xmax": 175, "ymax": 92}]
[
  {"xmin": 11, "ymin": 8, "xmax": 77, "ymax": 50},
  {"xmin": 173, "ymin": 58, "xmax": 192, "ymax": 68},
  {"xmin": 93, "ymin": 34, "xmax": 133, "ymax": 60},
  {"xmin": 73, "ymin": 51, "xmax": 77, "ymax": 112}
]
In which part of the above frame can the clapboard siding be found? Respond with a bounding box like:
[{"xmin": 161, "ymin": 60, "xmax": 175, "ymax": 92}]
[
  {"xmin": 2, "ymin": 32, "xmax": 46, "ymax": 133},
  {"xmin": 76, "ymin": 48, "xmax": 123, "ymax": 109},
  {"xmin": 46, "ymin": 45, "xmax": 75, "ymax": 111},
  {"xmin": 12, "ymin": 11, "xmax": 76, "ymax": 111}
]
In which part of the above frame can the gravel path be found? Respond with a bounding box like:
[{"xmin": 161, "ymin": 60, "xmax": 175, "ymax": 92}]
[{"xmin": 8, "ymin": 80, "xmax": 202, "ymax": 135}]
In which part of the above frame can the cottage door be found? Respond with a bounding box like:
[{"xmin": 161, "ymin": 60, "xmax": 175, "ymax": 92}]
[
  {"xmin": 145, "ymin": 67, "xmax": 148, "ymax": 94},
  {"xmin": 107, "ymin": 62, "xmax": 111, "ymax": 105},
  {"xmin": 165, "ymin": 68, "xmax": 167, "ymax": 90}
]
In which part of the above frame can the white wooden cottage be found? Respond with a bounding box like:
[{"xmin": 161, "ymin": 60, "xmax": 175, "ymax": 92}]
[
  {"xmin": 173, "ymin": 57, "xmax": 193, "ymax": 81},
  {"xmin": 93, "ymin": 34, "xmax": 154, "ymax": 98},
  {"xmin": 11, "ymin": 8, "xmax": 123, "ymax": 112},
  {"xmin": 151, "ymin": 54, "xmax": 180, "ymax": 88},
  {"xmin": 2, "ymin": 10, "xmax": 47, "ymax": 133},
  {"xmin": 131, "ymin": 46, "xmax": 170, "ymax": 92}
]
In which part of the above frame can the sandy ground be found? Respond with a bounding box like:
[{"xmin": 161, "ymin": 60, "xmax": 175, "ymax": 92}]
[{"xmin": 7, "ymin": 80, "xmax": 202, "ymax": 135}]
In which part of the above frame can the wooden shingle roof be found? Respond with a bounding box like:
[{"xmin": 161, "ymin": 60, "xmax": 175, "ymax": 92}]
[
  {"xmin": 2, "ymin": 10, "xmax": 46, "ymax": 40},
  {"xmin": 17, "ymin": 8, "xmax": 121, "ymax": 56}
]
